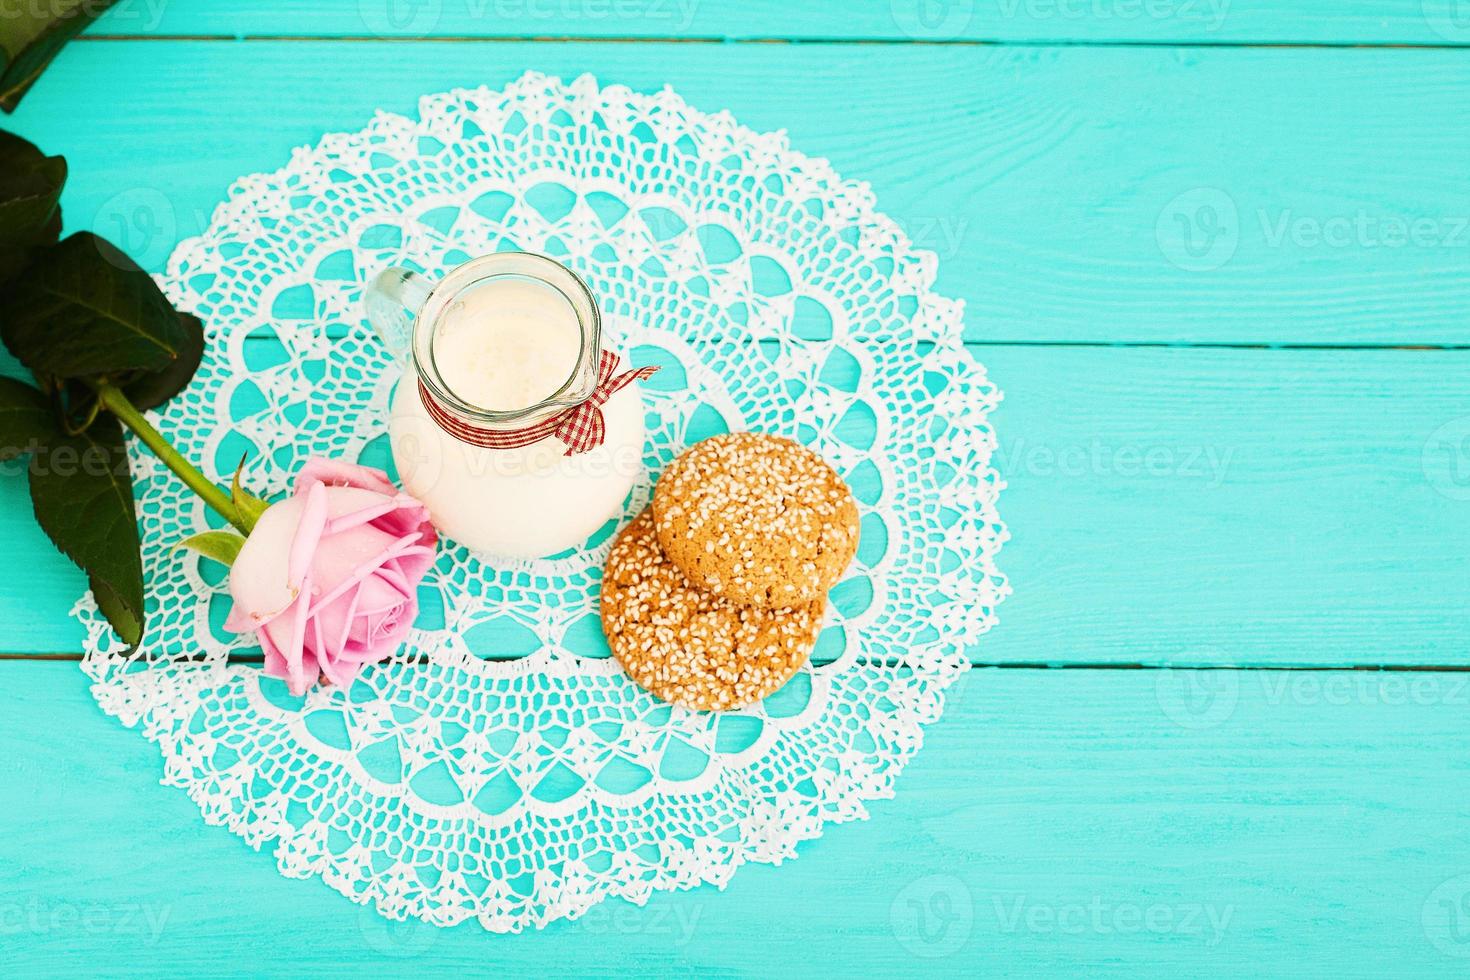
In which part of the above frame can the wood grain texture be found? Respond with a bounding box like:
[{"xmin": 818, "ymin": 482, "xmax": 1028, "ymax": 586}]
[
  {"xmin": 4, "ymin": 662, "xmax": 1469, "ymax": 976},
  {"xmin": 982, "ymin": 345, "xmax": 1470, "ymax": 667},
  {"xmin": 2, "ymin": 343, "xmax": 1466, "ymax": 666},
  {"xmin": 7, "ymin": 41, "xmax": 1469, "ymax": 345},
  {"xmin": 0, "ymin": 7, "xmax": 1462, "ymax": 974},
  {"xmin": 82, "ymin": 0, "xmax": 1470, "ymax": 46}
]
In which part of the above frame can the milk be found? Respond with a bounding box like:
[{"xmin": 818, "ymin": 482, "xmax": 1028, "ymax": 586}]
[
  {"xmin": 432, "ymin": 276, "xmax": 581, "ymax": 411},
  {"xmin": 387, "ymin": 274, "xmax": 645, "ymax": 560}
]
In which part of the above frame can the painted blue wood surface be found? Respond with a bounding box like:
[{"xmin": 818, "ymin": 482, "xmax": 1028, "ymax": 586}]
[
  {"xmin": 1, "ymin": 5, "xmax": 1467, "ymax": 977},
  {"xmin": 8, "ymin": 42, "xmax": 1468, "ymax": 346},
  {"xmin": 82, "ymin": 0, "xmax": 1470, "ymax": 45},
  {"xmin": 6, "ymin": 664, "xmax": 1470, "ymax": 975},
  {"xmin": 4, "ymin": 343, "xmax": 1468, "ymax": 667}
]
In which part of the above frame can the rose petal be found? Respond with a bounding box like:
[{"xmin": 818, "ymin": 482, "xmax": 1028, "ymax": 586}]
[
  {"xmin": 335, "ymin": 584, "xmax": 364, "ymax": 658},
  {"xmin": 258, "ymin": 624, "xmax": 287, "ymax": 679},
  {"xmin": 391, "ymin": 546, "xmax": 437, "ymax": 592},
  {"xmin": 288, "ymin": 483, "xmax": 330, "ymax": 584},
  {"xmin": 231, "ymin": 460, "xmax": 439, "ymax": 696},
  {"xmin": 312, "ymin": 588, "xmax": 353, "ymax": 660},
  {"xmin": 308, "ymin": 532, "xmax": 430, "ymax": 614},
  {"xmin": 226, "ymin": 495, "xmax": 313, "ymax": 630},
  {"xmin": 325, "ymin": 498, "xmax": 403, "ymax": 537},
  {"xmin": 370, "ymin": 498, "xmax": 436, "ymax": 546},
  {"xmin": 318, "ymin": 640, "xmax": 361, "ymax": 688},
  {"xmin": 296, "ymin": 457, "xmax": 398, "ymax": 497},
  {"xmin": 282, "ymin": 589, "xmax": 316, "ymax": 695}
]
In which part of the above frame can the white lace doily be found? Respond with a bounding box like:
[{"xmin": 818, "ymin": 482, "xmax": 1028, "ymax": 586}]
[{"xmin": 75, "ymin": 72, "xmax": 1009, "ymax": 932}]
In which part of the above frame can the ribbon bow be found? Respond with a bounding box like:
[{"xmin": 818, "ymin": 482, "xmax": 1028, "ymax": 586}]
[{"xmin": 420, "ymin": 350, "xmax": 658, "ymax": 456}]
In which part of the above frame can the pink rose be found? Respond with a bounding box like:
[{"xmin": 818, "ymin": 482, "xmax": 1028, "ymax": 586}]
[{"xmin": 225, "ymin": 458, "xmax": 437, "ymax": 695}]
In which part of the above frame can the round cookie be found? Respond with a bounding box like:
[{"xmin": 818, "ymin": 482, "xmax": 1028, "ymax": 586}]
[
  {"xmin": 602, "ymin": 508, "xmax": 823, "ymax": 711},
  {"xmin": 653, "ymin": 432, "xmax": 859, "ymax": 608}
]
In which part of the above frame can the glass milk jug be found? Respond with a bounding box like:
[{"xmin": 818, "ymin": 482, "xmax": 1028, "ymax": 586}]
[{"xmin": 365, "ymin": 252, "xmax": 652, "ymax": 559}]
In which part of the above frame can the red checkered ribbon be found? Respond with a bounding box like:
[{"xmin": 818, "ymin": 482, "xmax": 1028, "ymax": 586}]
[{"xmin": 420, "ymin": 349, "xmax": 658, "ymax": 456}]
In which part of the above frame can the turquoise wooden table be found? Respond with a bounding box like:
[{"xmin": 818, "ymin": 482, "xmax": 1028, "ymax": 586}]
[{"xmin": 4, "ymin": 2, "xmax": 1470, "ymax": 975}]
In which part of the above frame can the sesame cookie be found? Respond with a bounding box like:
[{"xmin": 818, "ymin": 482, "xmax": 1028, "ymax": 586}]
[
  {"xmin": 652, "ymin": 432, "xmax": 859, "ymax": 608},
  {"xmin": 602, "ymin": 508, "xmax": 823, "ymax": 711}
]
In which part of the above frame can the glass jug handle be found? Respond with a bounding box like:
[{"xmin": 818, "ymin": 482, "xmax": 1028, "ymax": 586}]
[{"xmin": 365, "ymin": 266, "xmax": 434, "ymax": 360}]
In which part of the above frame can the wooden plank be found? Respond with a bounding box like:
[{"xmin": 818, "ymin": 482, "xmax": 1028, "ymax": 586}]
[
  {"xmin": 3, "ymin": 662, "xmax": 1469, "ymax": 974},
  {"xmin": 981, "ymin": 345, "xmax": 1470, "ymax": 667},
  {"xmin": 8, "ymin": 41, "xmax": 1470, "ymax": 345},
  {"xmin": 2, "ymin": 344, "xmax": 1466, "ymax": 666},
  {"xmin": 82, "ymin": 0, "xmax": 1470, "ymax": 45}
]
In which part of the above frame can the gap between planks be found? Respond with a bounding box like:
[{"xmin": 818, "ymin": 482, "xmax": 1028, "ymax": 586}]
[{"xmin": 76, "ymin": 34, "xmax": 1470, "ymax": 50}]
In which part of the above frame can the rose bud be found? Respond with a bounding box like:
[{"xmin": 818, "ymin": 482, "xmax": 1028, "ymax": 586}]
[{"xmin": 224, "ymin": 458, "xmax": 437, "ymax": 695}]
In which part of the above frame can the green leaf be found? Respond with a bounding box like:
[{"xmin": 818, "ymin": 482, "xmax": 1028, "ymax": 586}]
[
  {"xmin": 2, "ymin": 231, "xmax": 189, "ymax": 381},
  {"xmin": 27, "ymin": 413, "xmax": 144, "ymax": 644},
  {"xmin": 0, "ymin": 2, "xmax": 120, "ymax": 112},
  {"xmin": 231, "ymin": 459, "xmax": 271, "ymax": 533},
  {"xmin": 0, "ymin": 130, "xmax": 66, "ymax": 284},
  {"xmin": 0, "ymin": 130, "xmax": 67, "ymax": 242},
  {"xmin": 90, "ymin": 573, "xmax": 141, "ymax": 646},
  {"xmin": 0, "ymin": 205, "xmax": 60, "ymax": 286},
  {"xmin": 122, "ymin": 311, "xmax": 204, "ymax": 410},
  {"xmin": 0, "ymin": 375, "xmax": 53, "ymax": 460},
  {"xmin": 175, "ymin": 530, "xmax": 245, "ymax": 568}
]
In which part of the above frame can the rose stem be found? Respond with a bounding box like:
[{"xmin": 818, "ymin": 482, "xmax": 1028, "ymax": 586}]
[{"xmin": 95, "ymin": 382, "xmax": 248, "ymax": 534}]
